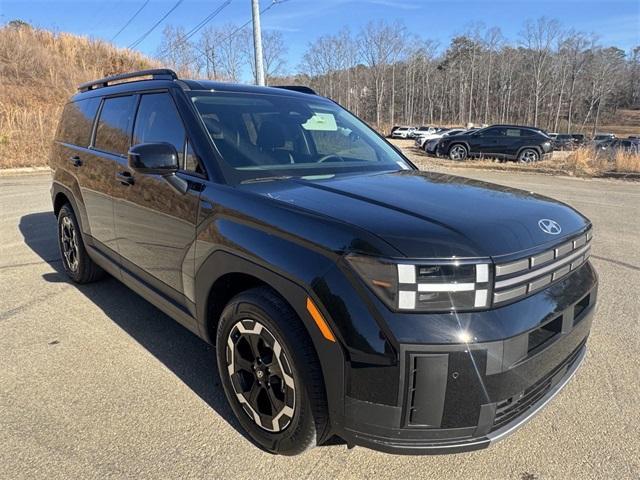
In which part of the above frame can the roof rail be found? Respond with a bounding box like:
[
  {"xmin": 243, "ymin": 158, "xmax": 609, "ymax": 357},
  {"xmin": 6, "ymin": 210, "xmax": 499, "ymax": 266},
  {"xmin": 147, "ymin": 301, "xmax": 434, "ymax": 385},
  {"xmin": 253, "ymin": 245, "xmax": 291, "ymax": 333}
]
[
  {"xmin": 77, "ymin": 69, "xmax": 178, "ymax": 92},
  {"xmin": 274, "ymin": 85, "xmax": 317, "ymax": 95}
]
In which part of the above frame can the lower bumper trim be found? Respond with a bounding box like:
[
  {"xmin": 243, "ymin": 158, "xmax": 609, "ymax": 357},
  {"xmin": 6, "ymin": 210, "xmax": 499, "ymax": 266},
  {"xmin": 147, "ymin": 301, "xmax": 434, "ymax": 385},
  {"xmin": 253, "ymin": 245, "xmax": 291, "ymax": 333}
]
[{"xmin": 343, "ymin": 344, "xmax": 586, "ymax": 455}]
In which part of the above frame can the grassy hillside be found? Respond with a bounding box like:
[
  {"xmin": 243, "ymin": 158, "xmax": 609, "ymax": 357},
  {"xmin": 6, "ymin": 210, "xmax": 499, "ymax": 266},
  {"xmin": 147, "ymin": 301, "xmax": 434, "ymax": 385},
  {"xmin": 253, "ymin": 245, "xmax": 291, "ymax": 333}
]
[{"xmin": 0, "ymin": 23, "xmax": 158, "ymax": 168}]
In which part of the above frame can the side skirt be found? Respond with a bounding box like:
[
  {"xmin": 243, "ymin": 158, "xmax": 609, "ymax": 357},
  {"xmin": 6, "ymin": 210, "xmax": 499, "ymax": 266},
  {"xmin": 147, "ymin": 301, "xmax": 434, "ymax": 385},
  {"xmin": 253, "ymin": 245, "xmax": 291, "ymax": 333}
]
[{"xmin": 84, "ymin": 242, "xmax": 202, "ymax": 339}]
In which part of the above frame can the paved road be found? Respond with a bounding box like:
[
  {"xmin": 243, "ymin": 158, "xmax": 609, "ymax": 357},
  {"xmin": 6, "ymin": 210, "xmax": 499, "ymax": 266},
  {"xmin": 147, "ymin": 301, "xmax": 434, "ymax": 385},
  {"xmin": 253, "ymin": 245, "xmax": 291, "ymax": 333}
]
[{"xmin": 1, "ymin": 171, "xmax": 638, "ymax": 480}]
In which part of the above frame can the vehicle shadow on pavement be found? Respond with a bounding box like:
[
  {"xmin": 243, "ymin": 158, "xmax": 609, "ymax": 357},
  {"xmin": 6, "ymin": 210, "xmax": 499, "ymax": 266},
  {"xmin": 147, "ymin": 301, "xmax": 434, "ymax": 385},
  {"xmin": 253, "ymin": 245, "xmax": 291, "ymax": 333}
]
[{"xmin": 19, "ymin": 211, "xmax": 256, "ymax": 447}]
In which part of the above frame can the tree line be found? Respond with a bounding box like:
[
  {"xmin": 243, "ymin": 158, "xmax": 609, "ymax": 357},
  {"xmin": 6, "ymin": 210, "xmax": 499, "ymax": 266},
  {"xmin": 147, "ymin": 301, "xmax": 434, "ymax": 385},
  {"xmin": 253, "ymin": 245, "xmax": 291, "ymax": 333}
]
[{"xmin": 157, "ymin": 17, "xmax": 639, "ymax": 134}]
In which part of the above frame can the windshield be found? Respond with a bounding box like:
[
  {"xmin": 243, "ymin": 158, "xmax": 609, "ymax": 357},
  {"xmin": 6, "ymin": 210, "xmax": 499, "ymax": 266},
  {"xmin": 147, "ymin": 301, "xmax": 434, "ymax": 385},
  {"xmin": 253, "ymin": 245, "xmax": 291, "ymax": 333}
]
[{"xmin": 191, "ymin": 91, "xmax": 413, "ymax": 183}]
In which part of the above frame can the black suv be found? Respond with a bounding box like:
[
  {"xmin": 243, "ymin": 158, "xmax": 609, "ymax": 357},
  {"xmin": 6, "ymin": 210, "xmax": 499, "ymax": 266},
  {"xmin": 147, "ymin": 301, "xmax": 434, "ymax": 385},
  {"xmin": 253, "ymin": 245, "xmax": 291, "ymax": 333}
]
[
  {"xmin": 50, "ymin": 70, "xmax": 597, "ymax": 455},
  {"xmin": 438, "ymin": 125, "xmax": 553, "ymax": 162}
]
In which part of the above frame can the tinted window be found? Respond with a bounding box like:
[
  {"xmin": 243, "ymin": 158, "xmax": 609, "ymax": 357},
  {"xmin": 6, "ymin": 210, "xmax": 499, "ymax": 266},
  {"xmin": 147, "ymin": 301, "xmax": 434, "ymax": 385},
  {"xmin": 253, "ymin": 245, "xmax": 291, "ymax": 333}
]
[
  {"xmin": 56, "ymin": 98, "xmax": 100, "ymax": 147},
  {"xmin": 477, "ymin": 128, "xmax": 504, "ymax": 137},
  {"xmin": 133, "ymin": 93, "xmax": 186, "ymax": 164},
  {"xmin": 521, "ymin": 129, "xmax": 539, "ymax": 137},
  {"xmin": 505, "ymin": 128, "xmax": 522, "ymax": 137},
  {"xmin": 94, "ymin": 96, "xmax": 136, "ymax": 156}
]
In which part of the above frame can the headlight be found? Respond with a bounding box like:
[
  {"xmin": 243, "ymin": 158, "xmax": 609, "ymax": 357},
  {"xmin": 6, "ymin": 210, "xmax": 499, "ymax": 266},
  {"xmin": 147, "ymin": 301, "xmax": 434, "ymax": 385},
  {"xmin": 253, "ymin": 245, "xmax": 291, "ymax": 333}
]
[{"xmin": 346, "ymin": 255, "xmax": 492, "ymax": 312}]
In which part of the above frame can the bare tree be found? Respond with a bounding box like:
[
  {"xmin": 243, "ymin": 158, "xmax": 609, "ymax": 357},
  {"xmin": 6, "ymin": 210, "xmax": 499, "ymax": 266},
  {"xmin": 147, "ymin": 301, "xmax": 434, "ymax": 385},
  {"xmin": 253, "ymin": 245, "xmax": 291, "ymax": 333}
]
[
  {"xmin": 242, "ymin": 29, "xmax": 288, "ymax": 84},
  {"xmin": 157, "ymin": 25, "xmax": 200, "ymax": 77},
  {"xmin": 520, "ymin": 18, "xmax": 561, "ymax": 126},
  {"xmin": 358, "ymin": 20, "xmax": 406, "ymax": 128}
]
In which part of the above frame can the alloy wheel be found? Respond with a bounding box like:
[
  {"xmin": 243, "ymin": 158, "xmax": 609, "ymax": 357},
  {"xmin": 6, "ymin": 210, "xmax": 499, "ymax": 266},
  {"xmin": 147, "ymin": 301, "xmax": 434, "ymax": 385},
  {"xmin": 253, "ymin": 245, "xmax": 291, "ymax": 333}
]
[
  {"xmin": 519, "ymin": 149, "xmax": 539, "ymax": 163},
  {"xmin": 60, "ymin": 215, "xmax": 79, "ymax": 272},
  {"xmin": 450, "ymin": 145, "xmax": 467, "ymax": 160},
  {"xmin": 226, "ymin": 319, "xmax": 296, "ymax": 432}
]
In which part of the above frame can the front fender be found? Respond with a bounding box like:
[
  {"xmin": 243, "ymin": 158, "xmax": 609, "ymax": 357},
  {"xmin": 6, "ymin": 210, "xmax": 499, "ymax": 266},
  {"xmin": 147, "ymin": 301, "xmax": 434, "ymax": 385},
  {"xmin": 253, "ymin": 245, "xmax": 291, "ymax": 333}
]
[{"xmin": 194, "ymin": 248, "xmax": 347, "ymax": 437}]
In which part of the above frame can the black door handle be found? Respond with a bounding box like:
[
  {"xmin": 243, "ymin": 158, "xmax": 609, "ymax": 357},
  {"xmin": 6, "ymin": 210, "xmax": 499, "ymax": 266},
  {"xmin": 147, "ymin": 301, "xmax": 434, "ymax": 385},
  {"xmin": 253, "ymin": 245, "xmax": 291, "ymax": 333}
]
[
  {"xmin": 116, "ymin": 171, "xmax": 134, "ymax": 186},
  {"xmin": 69, "ymin": 155, "xmax": 82, "ymax": 167}
]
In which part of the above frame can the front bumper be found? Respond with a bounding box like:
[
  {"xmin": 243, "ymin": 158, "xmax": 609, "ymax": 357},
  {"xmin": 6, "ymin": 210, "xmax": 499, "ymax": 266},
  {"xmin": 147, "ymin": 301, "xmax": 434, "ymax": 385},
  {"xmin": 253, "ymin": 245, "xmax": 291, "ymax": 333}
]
[{"xmin": 333, "ymin": 270, "xmax": 596, "ymax": 454}]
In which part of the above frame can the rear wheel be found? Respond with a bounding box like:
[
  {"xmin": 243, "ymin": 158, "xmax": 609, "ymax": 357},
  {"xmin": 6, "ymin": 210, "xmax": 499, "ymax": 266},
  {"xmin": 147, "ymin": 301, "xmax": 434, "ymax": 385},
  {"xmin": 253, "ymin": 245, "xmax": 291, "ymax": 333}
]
[
  {"xmin": 449, "ymin": 144, "xmax": 468, "ymax": 161},
  {"xmin": 518, "ymin": 148, "xmax": 540, "ymax": 163},
  {"xmin": 57, "ymin": 204, "xmax": 104, "ymax": 283},
  {"xmin": 216, "ymin": 287, "xmax": 327, "ymax": 455}
]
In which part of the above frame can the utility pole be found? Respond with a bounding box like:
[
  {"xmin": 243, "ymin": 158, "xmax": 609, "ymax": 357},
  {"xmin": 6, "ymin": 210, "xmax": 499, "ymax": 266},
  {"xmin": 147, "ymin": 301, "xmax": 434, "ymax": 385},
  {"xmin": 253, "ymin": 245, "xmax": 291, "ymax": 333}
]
[{"xmin": 251, "ymin": 0, "xmax": 265, "ymax": 86}]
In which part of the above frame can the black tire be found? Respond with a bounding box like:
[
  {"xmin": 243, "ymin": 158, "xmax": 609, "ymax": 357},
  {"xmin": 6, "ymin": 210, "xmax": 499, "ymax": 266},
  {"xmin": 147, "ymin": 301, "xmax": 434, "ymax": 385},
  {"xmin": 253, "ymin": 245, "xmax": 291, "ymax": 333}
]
[
  {"xmin": 448, "ymin": 143, "xmax": 468, "ymax": 161},
  {"xmin": 518, "ymin": 148, "xmax": 540, "ymax": 163},
  {"xmin": 57, "ymin": 203, "xmax": 104, "ymax": 283},
  {"xmin": 216, "ymin": 287, "xmax": 328, "ymax": 455}
]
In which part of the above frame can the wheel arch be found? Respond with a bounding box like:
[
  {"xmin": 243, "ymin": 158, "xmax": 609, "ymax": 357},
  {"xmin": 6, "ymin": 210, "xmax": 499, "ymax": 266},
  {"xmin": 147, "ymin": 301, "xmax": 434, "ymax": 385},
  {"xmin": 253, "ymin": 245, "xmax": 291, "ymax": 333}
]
[
  {"xmin": 516, "ymin": 145, "xmax": 543, "ymax": 158},
  {"xmin": 51, "ymin": 181, "xmax": 89, "ymax": 235},
  {"xmin": 195, "ymin": 250, "xmax": 346, "ymax": 442},
  {"xmin": 448, "ymin": 140, "xmax": 470, "ymax": 152}
]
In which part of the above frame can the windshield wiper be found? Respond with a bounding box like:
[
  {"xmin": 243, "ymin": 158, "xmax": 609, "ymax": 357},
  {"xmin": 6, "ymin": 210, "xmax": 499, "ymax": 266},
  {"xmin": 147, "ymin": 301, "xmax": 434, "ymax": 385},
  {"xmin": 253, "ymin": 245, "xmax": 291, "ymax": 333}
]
[{"xmin": 241, "ymin": 175, "xmax": 293, "ymax": 184}]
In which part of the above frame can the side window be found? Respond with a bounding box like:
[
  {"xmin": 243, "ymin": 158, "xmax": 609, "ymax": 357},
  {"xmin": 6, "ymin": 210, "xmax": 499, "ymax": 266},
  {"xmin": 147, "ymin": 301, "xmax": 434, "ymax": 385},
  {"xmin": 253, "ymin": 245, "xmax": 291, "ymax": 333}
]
[
  {"xmin": 478, "ymin": 128, "xmax": 503, "ymax": 137},
  {"xmin": 505, "ymin": 128, "xmax": 521, "ymax": 137},
  {"xmin": 94, "ymin": 96, "xmax": 136, "ymax": 156},
  {"xmin": 56, "ymin": 98, "xmax": 100, "ymax": 147},
  {"xmin": 133, "ymin": 93, "xmax": 186, "ymax": 166}
]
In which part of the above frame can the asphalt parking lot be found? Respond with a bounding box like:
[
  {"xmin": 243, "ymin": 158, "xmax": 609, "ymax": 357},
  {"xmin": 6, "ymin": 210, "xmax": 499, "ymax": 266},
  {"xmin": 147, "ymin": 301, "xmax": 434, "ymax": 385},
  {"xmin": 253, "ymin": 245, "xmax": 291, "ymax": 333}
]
[{"xmin": 1, "ymin": 170, "xmax": 639, "ymax": 479}]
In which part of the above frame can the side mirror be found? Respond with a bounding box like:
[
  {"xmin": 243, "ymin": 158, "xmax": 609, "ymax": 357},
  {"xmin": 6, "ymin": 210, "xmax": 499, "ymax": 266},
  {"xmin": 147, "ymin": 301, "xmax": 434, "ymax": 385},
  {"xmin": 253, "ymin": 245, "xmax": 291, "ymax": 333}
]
[{"xmin": 128, "ymin": 143, "xmax": 179, "ymax": 175}]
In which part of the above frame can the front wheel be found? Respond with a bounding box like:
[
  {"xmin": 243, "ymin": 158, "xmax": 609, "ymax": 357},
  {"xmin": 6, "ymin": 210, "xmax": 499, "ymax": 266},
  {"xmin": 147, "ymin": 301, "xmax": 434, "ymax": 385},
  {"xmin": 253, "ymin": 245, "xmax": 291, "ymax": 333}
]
[
  {"xmin": 449, "ymin": 144, "xmax": 468, "ymax": 161},
  {"xmin": 518, "ymin": 148, "xmax": 540, "ymax": 163},
  {"xmin": 216, "ymin": 287, "xmax": 328, "ymax": 455}
]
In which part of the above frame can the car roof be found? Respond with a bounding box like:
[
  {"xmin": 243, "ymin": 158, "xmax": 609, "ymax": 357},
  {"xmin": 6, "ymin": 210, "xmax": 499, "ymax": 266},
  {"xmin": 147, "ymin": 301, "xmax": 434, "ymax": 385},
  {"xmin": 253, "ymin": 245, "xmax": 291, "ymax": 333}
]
[{"xmin": 71, "ymin": 75, "xmax": 321, "ymax": 103}]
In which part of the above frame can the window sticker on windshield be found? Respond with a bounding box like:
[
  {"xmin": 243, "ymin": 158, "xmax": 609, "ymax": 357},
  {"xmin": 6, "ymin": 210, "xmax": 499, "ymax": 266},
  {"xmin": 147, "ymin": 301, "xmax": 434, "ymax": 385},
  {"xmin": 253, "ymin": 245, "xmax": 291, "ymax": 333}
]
[{"xmin": 302, "ymin": 113, "xmax": 338, "ymax": 131}]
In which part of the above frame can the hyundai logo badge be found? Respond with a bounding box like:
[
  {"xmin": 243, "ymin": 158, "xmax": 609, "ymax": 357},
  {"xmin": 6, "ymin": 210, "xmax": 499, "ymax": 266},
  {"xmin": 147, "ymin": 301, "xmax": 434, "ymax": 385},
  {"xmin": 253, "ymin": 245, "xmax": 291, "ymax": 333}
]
[{"xmin": 538, "ymin": 219, "xmax": 562, "ymax": 235}]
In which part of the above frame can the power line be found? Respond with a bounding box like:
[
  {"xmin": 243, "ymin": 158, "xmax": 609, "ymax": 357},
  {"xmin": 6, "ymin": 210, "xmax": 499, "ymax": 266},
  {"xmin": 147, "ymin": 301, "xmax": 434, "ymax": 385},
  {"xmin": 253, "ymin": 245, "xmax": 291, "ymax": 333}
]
[
  {"xmin": 111, "ymin": 0, "xmax": 150, "ymax": 42},
  {"xmin": 191, "ymin": 0, "xmax": 288, "ymax": 60},
  {"xmin": 157, "ymin": 0, "xmax": 232, "ymax": 57},
  {"xmin": 128, "ymin": 0, "xmax": 185, "ymax": 50}
]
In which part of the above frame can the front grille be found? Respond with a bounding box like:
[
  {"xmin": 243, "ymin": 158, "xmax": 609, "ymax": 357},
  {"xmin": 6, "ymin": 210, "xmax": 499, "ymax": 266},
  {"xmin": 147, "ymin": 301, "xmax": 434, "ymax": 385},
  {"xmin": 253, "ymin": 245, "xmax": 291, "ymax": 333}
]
[
  {"xmin": 491, "ymin": 339, "xmax": 586, "ymax": 431},
  {"xmin": 493, "ymin": 229, "xmax": 592, "ymax": 306}
]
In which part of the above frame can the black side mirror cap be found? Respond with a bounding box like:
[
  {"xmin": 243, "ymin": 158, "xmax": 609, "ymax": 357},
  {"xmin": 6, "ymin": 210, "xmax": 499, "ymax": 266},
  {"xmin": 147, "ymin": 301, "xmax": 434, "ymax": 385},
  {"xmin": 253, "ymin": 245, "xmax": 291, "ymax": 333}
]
[{"xmin": 128, "ymin": 142, "xmax": 179, "ymax": 175}]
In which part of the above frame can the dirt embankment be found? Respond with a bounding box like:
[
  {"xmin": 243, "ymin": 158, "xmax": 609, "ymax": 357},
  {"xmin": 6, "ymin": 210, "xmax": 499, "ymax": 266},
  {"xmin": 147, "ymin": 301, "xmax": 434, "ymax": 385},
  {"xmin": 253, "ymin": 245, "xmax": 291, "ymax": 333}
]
[{"xmin": 0, "ymin": 24, "xmax": 157, "ymax": 169}]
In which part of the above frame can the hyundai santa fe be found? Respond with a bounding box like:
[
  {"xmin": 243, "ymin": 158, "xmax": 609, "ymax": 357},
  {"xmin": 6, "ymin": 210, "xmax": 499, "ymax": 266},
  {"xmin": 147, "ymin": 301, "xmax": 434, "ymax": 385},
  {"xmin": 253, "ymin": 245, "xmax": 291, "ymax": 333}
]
[{"xmin": 50, "ymin": 69, "xmax": 597, "ymax": 455}]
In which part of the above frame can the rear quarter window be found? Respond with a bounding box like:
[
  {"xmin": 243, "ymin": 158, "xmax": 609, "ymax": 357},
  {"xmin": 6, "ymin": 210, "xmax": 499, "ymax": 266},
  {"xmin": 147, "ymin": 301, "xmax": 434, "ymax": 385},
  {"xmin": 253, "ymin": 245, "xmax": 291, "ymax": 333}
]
[
  {"xmin": 94, "ymin": 95, "xmax": 137, "ymax": 156},
  {"xmin": 56, "ymin": 98, "xmax": 100, "ymax": 147}
]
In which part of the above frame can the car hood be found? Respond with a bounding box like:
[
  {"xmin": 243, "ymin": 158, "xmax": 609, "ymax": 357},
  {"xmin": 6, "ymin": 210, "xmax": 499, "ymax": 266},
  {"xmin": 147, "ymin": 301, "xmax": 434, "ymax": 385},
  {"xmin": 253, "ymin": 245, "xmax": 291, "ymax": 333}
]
[{"xmin": 241, "ymin": 170, "xmax": 590, "ymax": 259}]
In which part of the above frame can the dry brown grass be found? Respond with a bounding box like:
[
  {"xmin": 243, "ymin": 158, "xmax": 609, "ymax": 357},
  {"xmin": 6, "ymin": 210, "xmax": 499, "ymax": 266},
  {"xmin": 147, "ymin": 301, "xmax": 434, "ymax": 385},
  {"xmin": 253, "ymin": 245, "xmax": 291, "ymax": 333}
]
[
  {"xmin": 0, "ymin": 24, "xmax": 158, "ymax": 168},
  {"xmin": 613, "ymin": 149, "xmax": 640, "ymax": 173}
]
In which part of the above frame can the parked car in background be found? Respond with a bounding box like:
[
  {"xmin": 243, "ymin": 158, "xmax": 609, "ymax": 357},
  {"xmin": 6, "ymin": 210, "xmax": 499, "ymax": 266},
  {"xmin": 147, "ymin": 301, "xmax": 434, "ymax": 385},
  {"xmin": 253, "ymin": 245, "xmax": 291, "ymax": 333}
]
[
  {"xmin": 388, "ymin": 125, "xmax": 403, "ymax": 137},
  {"xmin": 437, "ymin": 125, "xmax": 553, "ymax": 162},
  {"xmin": 593, "ymin": 133, "xmax": 615, "ymax": 144},
  {"xmin": 391, "ymin": 126, "xmax": 416, "ymax": 139},
  {"xmin": 411, "ymin": 126, "xmax": 436, "ymax": 139},
  {"xmin": 553, "ymin": 134, "xmax": 577, "ymax": 150},
  {"xmin": 595, "ymin": 138, "xmax": 640, "ymax": 156},
  {"xmin": 419, "ymin": 128, "xmax": 468, "ymax": 150},
  {"xmin": 571, "ymin": 134, "xmax": 586, "ymax": 146},
  {"xmin": 415, "ymin": 128, "xmax": 449, "ymax": 148},
  {"xmin": 424, "ymin": 129, "xmax": 475, "ymax": 155}
]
